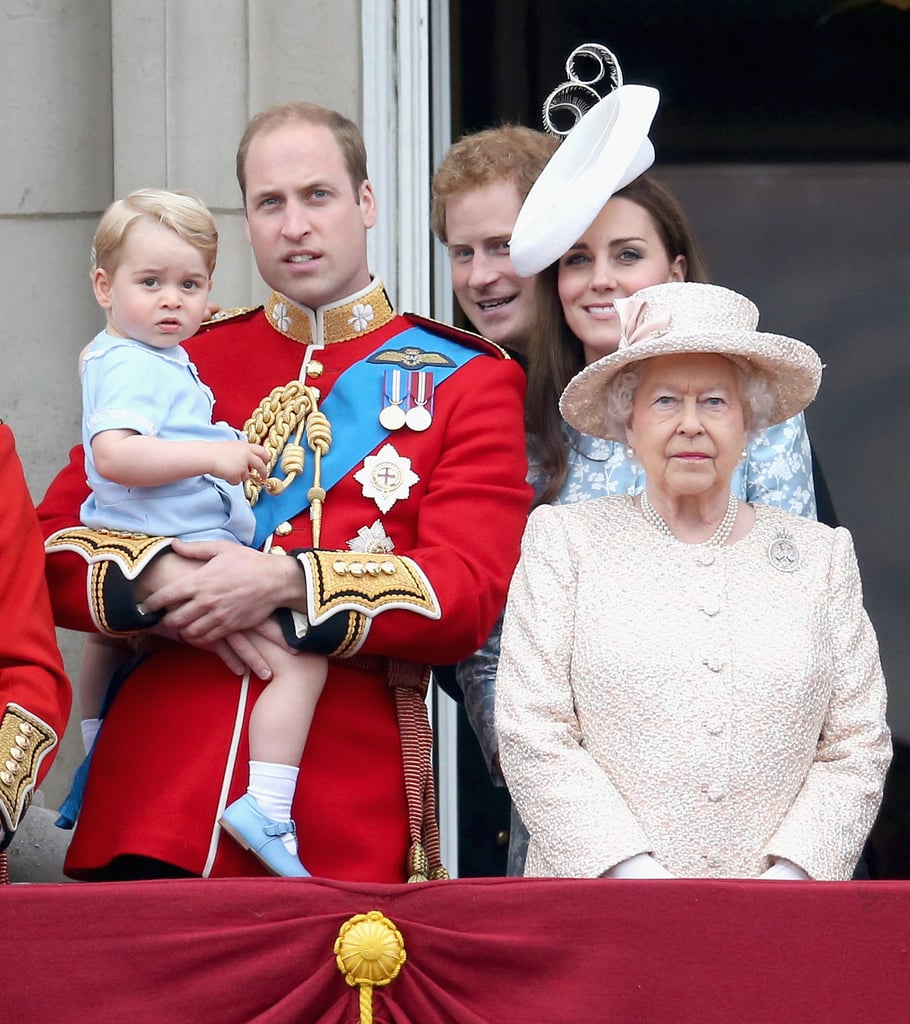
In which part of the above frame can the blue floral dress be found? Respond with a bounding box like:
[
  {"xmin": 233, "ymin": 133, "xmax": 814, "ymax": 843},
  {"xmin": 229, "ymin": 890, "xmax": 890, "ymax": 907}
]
[{"xmin": 550, "ymin": 413, "xmax": 815, "ymax": 515}]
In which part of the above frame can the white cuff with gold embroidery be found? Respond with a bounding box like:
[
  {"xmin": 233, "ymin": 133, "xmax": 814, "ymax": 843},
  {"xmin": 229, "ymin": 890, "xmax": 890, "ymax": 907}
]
[
  {"xmin": 295, "ymin": 550, "xmax": 441, "ymax": 624},
  {"xmin": 0, "ymin": 704, "xmax": 58, "ymax": 835},
  {"xmin": 45, "ymin": 526, "xmax": 171, "ymax": 580}
]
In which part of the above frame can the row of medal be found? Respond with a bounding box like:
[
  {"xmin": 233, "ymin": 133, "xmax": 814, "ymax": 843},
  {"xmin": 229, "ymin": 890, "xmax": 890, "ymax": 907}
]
[{"xmin": 379, "ymin": 369, "xmax": 435, "ymax": 432}]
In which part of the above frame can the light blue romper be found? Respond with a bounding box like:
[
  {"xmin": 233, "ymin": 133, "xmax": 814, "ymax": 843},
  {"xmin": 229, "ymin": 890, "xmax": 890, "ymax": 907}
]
[{"xmin": 79, "ymin": 331, "xmax": 256, "ymax": 545}]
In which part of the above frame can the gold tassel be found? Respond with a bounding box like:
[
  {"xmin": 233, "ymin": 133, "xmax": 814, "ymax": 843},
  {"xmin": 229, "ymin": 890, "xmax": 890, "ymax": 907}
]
[
  {"xmin": 305, "ymin": 408, "xmax": 331, "ymax": 546},
  {"xmin": 243, "ymin": 381, "xmax": 333, "ymax": 544},
  {"xmin": 406, "ymin": 841, "xmax": 429, "ymax": 884}
]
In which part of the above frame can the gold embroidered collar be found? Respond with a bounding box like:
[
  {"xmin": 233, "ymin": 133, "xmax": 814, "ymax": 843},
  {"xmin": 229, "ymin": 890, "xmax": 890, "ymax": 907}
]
[{"xmin": 264, "ymin": 279, "xmax": 395, "ymax": 347}]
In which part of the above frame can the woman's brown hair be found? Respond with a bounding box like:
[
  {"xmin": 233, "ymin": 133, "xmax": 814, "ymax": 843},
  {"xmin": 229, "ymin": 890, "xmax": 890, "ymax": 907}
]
[{"xmin": 525, "ymin": 175, "xmax": 710, "ymax": 506}]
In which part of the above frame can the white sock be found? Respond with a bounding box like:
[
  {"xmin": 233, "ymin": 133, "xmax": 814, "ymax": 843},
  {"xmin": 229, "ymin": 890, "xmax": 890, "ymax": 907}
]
[
  {"xmin": 248, "ymin": 760, "xmax": 299, "ymax": 855},
  {"xmin": 81, "ymin": 718, "xmax": 102, "ymax": 755}
]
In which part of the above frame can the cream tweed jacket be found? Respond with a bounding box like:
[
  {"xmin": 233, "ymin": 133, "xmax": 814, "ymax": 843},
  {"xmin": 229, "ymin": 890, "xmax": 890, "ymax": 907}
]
[{"xmin": 496, "ymin": 498, "xmax": 891, "ymax": 880}]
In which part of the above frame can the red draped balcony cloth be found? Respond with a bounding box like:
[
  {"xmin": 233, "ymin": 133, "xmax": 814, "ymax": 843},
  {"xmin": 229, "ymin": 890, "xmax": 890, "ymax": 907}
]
[{"xmin": 9, "ymin": 876, "xmax": 910, "ymax": 1022}]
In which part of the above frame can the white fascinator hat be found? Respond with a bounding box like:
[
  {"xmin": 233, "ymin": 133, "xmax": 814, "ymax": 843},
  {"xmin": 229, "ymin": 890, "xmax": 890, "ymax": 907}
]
[{"xmin": 509, "ymin": 42, "xmax": 660, "ymax": 278}]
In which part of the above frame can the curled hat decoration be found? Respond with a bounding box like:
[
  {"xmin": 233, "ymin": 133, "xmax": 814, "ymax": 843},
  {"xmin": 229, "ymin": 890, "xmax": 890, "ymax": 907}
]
[{"xmin": 542, "ymin": 42, "xmax": 623, "ymax": 138}]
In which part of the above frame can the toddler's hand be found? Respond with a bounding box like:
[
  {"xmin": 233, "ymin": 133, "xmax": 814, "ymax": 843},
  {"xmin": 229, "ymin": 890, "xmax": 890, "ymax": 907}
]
[{"xmin": 210, "ymin": 441, "xmax": 269, "ymax": 485}]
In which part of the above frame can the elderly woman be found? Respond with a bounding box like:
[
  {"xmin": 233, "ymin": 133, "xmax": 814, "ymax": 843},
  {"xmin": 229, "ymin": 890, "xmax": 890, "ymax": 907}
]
[{"xmin": 495, "ymin": 281, "xmax": 890, "ymax": 880}]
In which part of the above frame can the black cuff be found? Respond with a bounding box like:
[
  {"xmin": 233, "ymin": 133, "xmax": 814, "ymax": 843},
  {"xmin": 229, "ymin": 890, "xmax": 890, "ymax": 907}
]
[
  {"xmin": 276, "ymin": 605, "xmax": 354, "ymax": 655},
  {"xmin": 101, "ymin": 561, "xmax": 166, "ymax": 633}
]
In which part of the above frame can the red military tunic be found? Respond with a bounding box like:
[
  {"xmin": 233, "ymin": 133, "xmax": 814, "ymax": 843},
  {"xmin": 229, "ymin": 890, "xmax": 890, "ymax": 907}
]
[
  {"xmin": 0, "ymin": 424, "xmax": 71, "ymax": 847},
  {"xmin": 38, "ymin": 280, "xmax": 530, "ymax": 881}
]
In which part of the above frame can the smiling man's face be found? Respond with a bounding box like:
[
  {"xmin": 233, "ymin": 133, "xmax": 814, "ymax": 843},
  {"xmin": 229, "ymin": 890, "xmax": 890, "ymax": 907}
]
[{"xmin": 444, "ymin": 179, "xmax": 538, "ymax": 352}]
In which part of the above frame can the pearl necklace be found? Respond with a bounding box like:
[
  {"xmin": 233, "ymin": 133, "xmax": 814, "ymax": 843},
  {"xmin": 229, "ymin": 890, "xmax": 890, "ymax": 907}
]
[{"xmin": 639, "ymin": 490, "xmax": 739, "ymax": 547}]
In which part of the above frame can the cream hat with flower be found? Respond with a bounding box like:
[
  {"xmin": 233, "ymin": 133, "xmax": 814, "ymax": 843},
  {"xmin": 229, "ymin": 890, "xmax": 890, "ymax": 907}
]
[
  {"xmin": 559, "ymin": 282, "xmax": 824, "ymax": 442},
  {"xmin": 509, "ymin": 43, "xmax": 659, "ymax": 278}
]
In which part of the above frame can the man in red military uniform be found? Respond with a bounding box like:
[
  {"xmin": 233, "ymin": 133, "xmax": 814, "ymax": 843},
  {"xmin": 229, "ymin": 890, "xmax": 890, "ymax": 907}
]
[
  {"xmin": 0, "ymin": 424, "xmax": 71, "ymax": 854},
  {"xmin": 38, "ymin": 102, "xmax": 530, "ymax": 881}
]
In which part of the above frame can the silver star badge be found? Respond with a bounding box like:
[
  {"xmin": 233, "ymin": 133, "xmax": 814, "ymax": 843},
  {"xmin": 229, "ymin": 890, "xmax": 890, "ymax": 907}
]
[
  {"xmin": 347, "ymin": 519, "xmax": 395, "ymax": 554},
  {"xmin": 354, "ymin": 443, "xmax": 420, "ymax": 514}
]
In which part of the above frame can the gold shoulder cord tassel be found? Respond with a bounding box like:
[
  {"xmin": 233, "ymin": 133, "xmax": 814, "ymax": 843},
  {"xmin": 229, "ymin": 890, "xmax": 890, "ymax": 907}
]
[
  {"xmin": 335, "ymin": 911, "xmax": 406, "ymax": 1024},
  {"xmin": 243, "ymin": 381, "xmax": 332, "ymax": 546},
  {"xmin": 304, "ymin": 405, "xmax": 331, "ymax": 546}
]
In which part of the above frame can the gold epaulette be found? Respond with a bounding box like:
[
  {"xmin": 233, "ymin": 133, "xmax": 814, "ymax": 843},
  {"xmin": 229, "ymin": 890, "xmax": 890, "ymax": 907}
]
[
  {"xmin": 0, "ymin": 704, "xmax": 57, "ymax": 835},
  {"xmin": 298, "ymin": 550, "xmax": 441, "ymax": 624},
  {"xmin": 199, "ymin": 305, "xmax": 263, "ymax": 331},
  {"xmin": 401, "ymin": 311, "xmax": 512, "ymax": 359}
]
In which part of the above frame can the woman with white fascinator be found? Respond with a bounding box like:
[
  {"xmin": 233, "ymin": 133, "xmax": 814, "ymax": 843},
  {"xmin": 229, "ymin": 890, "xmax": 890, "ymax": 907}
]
[
  {"xmin": 510, "ymin": 43, "xmax": 818, "ymax": 516},
  {"xmin": 495, "ymin": 281, "xmax": 890, "ymax": 880}
]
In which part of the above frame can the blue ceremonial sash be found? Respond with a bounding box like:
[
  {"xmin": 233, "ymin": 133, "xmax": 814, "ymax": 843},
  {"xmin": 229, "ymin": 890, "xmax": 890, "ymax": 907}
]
[{"xmin": 251, "ymin": 326, "xmax": 482, "ymax": 547}]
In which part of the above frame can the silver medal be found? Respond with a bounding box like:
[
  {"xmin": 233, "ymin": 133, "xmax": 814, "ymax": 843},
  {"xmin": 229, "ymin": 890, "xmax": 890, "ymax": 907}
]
[
  {"xmin": 379, "ymin": 369, "xmax": 406, "ymax": 430},
  {"xmin": 379, "ymin": 404, "xmax": 407, "ymax": 430},
  {"xmin": 405, "ymin": 405, "xmax": 432, "ymax": 432},
  {"xmin": 405, "ymin": 370, "xmax": 434, "ymax": 432}
]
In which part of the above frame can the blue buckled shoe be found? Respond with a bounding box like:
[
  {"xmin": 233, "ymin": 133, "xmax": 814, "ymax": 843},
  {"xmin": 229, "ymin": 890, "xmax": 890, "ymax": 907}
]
[{"xmin": 219, "ymin": 794, "xmax": 310, "ymax": 878}]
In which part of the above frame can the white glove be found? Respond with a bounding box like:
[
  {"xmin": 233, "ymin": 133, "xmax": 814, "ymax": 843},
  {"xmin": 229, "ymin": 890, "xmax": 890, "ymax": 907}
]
[
  {"xmin": 605, "ymin": 853, "xmax": 675, "ymax": 879},
  {"xmin": 760, "ymin": 858, "xmax": 810, "ymax": 881}
]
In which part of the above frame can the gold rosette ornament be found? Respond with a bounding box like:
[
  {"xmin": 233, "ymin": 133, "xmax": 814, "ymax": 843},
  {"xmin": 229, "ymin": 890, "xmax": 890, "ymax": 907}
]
[{"xmin": 334, "ymin": 911, "xmax": 406, "ymax": 1024}]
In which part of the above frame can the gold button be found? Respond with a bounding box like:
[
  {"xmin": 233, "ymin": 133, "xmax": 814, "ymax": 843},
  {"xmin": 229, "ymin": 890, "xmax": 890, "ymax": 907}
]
[
  {"xmin": 19, "ymin": 722, "xmax": 32, "ymax": 735},
  {"xmin": 5, "ymin": 760, "xmax": 17, "ymax": 773},
  {"xmin": 274, "ymin": 521, "xmax": 293, "ymax": 537},
  {"xmin": 10, "ymin": 747, "xmax": 23, "ymax": 761},
  {"xmin": 349, "ymin": 562, "xmax": 365, "ymax": 576},
  {"xmin": 365, "ymin": 562, "xmax": 381, "ymax": 575},
  {"xmin": 15, "ymin": 734, "xmax": 28, "ymax": 749},
  {"xmin": 380, "ymin": 561, "xmax": 396, "ymax": 575},
  {"xmin": 306, "ymin": 360, "xmax": 324, "ymax": 378},
  {"xmin": 333, "ymin": 560, "xmax": 349, "ymax": 574},
  {"xmin": 0, "ymin": 772, "xmax": 12, "ymax": 786}
]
